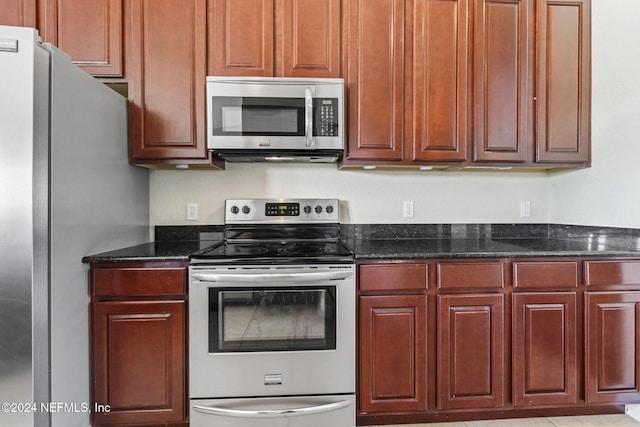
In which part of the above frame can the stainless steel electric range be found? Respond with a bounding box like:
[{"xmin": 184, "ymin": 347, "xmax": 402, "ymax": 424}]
[{"xmin": 189, "ymin": 199, "xmax": 355, "ymax": 427}]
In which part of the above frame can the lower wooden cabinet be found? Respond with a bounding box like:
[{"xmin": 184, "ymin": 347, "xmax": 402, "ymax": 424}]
[
  {"xmin": 357, "ymin": 258, "xmax": 640, "ymax": 424},
  {"xmin": 585, "ymin": 291, "xmax": 640, "ymax": 404},
  {"xmin": 359, "ymin": 295, "xmax": 427, "ymax": 412},
  {"xmin": 437, "ymin": 294, "xmax": 504, "ymax": 410},
  {"xmin": 512, "ymin": 292, "xmax": 577, "ymax": 406},
  {"xmin": 89, "ymin": 263, "xmax": 188, "ymax": 427}
]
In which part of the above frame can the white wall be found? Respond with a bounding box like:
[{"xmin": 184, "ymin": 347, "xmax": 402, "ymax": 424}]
[
  {"xmin": 150, "ymin": 0, "xmax": 638, "ymax": 229},
  {"xmin": 548, "ymin": 0, "xmax": 640, "ymax": 229},
  {"xmin": 150, "ymin": 165, "xmax": 547, "ymax": 225}
]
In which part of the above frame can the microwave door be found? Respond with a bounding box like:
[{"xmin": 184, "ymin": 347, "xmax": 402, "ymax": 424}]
[{"xmin": 209, "ymin": 83, "xmax": 318, "ymax": 150}]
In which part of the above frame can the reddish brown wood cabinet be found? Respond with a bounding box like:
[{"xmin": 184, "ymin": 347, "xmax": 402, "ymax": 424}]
[
  {"xmin": 126, "ymin": 0, "xmax": 218, "ymax": 168},
  {"xmin": 438, "ymin": 294, "xmax": 505, "ymax": 410},
  {"xmin": 585, "ymin": 291, "xmax": 640, "ymax": 404},
  {"xmin": 0, "ymin": 0, "xmax": 121, "ymax": 77},
  {"xmin": 411, "ymin": 0, "xmax": 469, "ymax": 163},
  {"xmin": 472, "ymin": 0, "xmax": 533, "ymax": 163},
  {"xmin": 344, "ymin": 0, "xmax": 591, "ymax": 169},
  {"xmin": 536, "ymin": 0, "xmax": 591, "ymax": 164},
  {"xmin": 209, "ymin": 0, "xmax": 340, "ymax": 77},
  {"xmin": 359, "ymin": 295, "xmax": 427, "ymax": 412},
  {"xmin": 357, "ymin": 257, "xmax": 640, "ymax": 424},
  {"xmin": 90, "ymin": 263, "xmax": 188, "ymax": 427},
  {"xmin": 38, "ymin": 0, "xmax": 123, "ymax": 77},
  {"xmin": 343, "ymin": 0, "xmax": 406, "ymax": 162},
  {"xmin": 0, "ymin": 0, "xmax": 36, "ymax": 26},
  {"xmin": 512, "ymin": 292, "xmax": 578, "ymax": 406}
]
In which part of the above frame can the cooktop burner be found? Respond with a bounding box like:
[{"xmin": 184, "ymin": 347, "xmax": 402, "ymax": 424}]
[
  {"xmin": 189, "ymin": 199, "xmax": 355, "ymax": 265},
  {"xmin": 191, "ymin": 240, "xmax": 354, "ymax": 265}
]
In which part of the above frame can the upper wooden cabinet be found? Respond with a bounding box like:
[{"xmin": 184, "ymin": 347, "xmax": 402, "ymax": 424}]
[
  {"xmin": 411, "ymin": 0, "xmax": 469, "ymax": 163},
  {"xmin": 535, "ymin": 0, "xmax": 590, "ymax": 164},
  {"xmin": 127, "ymin": 0, "xmax": 221, "ymax": 168},
  {"xmin": 208, "ymin": 0, "xmax": 341, "ymax": 77},
  {"xmin": 343, "ymin": 0, "xmax": 591, "ymax": 169},
  {"xmin": 472, "ymin": 0, "xmax": 533, "ymax": 163},
  {"xmin": 38, "ymin": 0, "xmax": 124, "ymax": 77},
  {"xmin": 343, "ymin": 0, "xmax": 471, "ymax": 165},
  {"xmin": 0, "ymin": 0, "xmax": 36, "ymax": 27},
  {"xmin": 344, "ymin": 0, "xmax": 405, "ymax": 161},
  {"xmin": 344, "ymin": 0, "xmax": 469, "ymax": 164}
]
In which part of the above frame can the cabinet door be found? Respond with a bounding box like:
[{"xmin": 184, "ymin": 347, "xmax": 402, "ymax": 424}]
[
  {"xmin": 92, "ymin": 300, "xmax": 186, "ymax": 425},
  {"xmin": 359, "ymin": 295, "xmax": 427, "ymax": 412},
  {"xmin": 344, "ymin": 0, "xmax": 405, "ymax": 161},
  {"xmin": 38, "ymin": 0, "xmax": 123, "ymax": 77},
  {"xmin": 410, "ymin": 0, "xmax": 468, "ymax": 162},
  {"xmin": 278, "ymin": 0, "xmax": 340, "ymax": 77},
  {"xmin": 209, "ymin": 0, "xmax": 274, "ymax": 76},
  {"xmin": 438, "ymin": 294, "xmax": 504, "ymax": 410},
  {"xmin": 128, "ymin": 0, "xmax": 212, "ymax": 164},
  {"xmin": 585, "ymin": 292, "xmax": 640, "ymax": 404},
  {"xmin": 535, "ymin": 0, "xmax": 590, "ymax": 163},
  {"xmin": 0, "ymin": 0, "xmax": 35, "ymax": 26},
  {"xmin": 513, "ymin": 292, "xmax": 577, "ymax": 406},
  {"xmin": 472, "ymin": 0, "xmax": 532, "ymax": 163}
]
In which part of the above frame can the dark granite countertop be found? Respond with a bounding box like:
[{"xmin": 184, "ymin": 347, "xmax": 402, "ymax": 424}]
[
  {"xmin": 348, "ymin": 237, "xmax": 640, "ymax": 260},
  {"xmin": 343, "ymin": 224, "xmax": 640, "ymax": 260},
  {"xmin": 82, "ymin": 226, "xmax": 225, "ymax": 264},
  {"xmin": 82, "ymin": 224, "xmax": 640, "ymax": 264},
  {"xmin": 81, "ymin": 240, "xmax": 220, "ymax": 263}
]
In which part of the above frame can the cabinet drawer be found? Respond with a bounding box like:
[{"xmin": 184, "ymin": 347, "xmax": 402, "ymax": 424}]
[
  {"xmin": 513, "ymin": 261, "xmax": 579, "ymax": 288},
  {"xmin": 92, "ymin": 268, "xmax": 186, "ymax": 297},
  {"xmin": 585, "ymin": 260, "xmax": 640, "ymax": 287},
  {"xmin": 437, "ymin": 261, "xmax": 504, "ymax": 289},
  {"xmin": 359, "ymin": 263, "xmax": 427, "ymax": 291}
]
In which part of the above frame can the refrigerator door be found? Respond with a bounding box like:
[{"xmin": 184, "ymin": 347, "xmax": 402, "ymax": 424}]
[
  {"xmin": 190, "ymin": 395, "xmax": 355, "ymax": 427},
  {"xmin": 0, "ymin": 26, "xmax": 51, "ymax": 427}
]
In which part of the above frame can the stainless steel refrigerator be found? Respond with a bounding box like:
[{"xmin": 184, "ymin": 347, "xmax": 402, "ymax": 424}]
[{"xmin": 0, "ymin": 26, "xmax": 149, "ymax": 427}]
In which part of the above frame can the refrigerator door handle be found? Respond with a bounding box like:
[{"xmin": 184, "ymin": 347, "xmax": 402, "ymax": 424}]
[{"xmin": 193, "ymin": 399, "xmax": 353, "ymax": 418}]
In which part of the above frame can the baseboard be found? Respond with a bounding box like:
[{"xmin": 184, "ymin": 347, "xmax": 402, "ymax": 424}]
[{"xmin": 626, "ymin": 404, "xmax": 640, "ymax": 422}]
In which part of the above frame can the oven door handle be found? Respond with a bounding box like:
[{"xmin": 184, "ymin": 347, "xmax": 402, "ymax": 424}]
[
  {"xmin": 191, "ymin": 270, "xmax": 352, "ymax": 283},
  {"xmin": 192, "ymin": 399, "xmax": 352, "ymax": 418}
]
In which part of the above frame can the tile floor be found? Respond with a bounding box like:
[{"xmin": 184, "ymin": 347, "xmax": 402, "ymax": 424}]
[{"xmin": 375, "ymin": 414, "xmax": 640, "ymax": 427}]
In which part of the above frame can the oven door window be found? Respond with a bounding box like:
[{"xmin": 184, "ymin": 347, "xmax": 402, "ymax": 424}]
[
  {"xmin": 209, "ymin": 286, "xmax": 337, "ymax": 353},
  {"xmin": 212, "ymin": 97, "xmax": 305, "ymax": 136}
]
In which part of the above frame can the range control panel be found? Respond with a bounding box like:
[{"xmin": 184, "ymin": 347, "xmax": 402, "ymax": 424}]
[{"xmin": 226, "ymin": 199, "xmax": 340, "ymax": 224}]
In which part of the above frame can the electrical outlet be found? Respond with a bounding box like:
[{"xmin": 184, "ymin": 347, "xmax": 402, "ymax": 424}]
[
  {"xmin": 403, "ymin": 201, "xmax": 414, "ymax": 218},
  {"xmin": 187, "ymin": 202, "xmax": 198, "ymax": 221},
  {"xmin": 520, "ymin": 201, "xmax": 531, "ymax": 218}
]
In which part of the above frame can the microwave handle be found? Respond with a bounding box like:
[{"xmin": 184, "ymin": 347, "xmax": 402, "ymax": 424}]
[
  {"xmin": 305, "ymin": 86, "xmax": 313, "ymax": 147},
  {"xmin": 193, "ymin": 399, "xmax": 352, "ymax": 418}
]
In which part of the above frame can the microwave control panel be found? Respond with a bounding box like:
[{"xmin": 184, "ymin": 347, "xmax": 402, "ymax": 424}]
[{"xmin": 314, "ymin": 98, "xmax": 339, "ymax": 137}]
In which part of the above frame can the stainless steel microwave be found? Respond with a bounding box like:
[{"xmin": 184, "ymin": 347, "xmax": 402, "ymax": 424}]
[{"xmin": 206, "ymin": 77, "xmax": 344, "ymax": 163}]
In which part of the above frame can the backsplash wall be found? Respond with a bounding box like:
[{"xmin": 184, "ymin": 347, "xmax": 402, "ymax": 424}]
[{"xmin": 149, "ymin": 165, "xmax": 548, "ymax": 225}]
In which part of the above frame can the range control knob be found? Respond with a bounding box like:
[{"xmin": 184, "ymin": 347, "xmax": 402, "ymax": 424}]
[
  {"xmin": 304, "ymin": 205, "xmax": 312, "ymax": 214},
  {"xmin": 230, "ymin": 205, "xmax": 239, "ymax": 214},
  {"xmin": 242, "ymin": 205, "xmax": 251, "ymax": 214},
  {"xmin": 326, "ymin": 205, "xmax": 334, "ymax": 214},
  {"xmin": 315, "ymin": 205, "xmax": 323, "ymax": 214}
]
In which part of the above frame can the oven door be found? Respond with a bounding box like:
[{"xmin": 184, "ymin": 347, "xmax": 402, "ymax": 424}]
[{"xmin": 189, "ymin": 264, "xmax": 355, "ymax": 398}]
